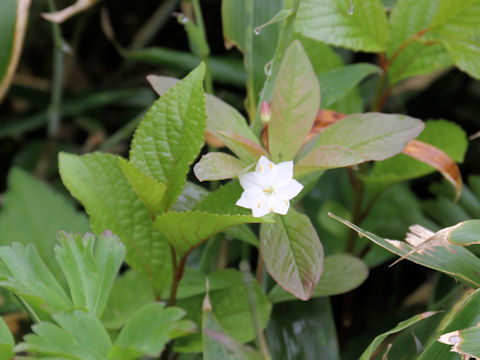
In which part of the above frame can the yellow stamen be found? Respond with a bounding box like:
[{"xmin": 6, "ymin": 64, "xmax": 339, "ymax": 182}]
[
  {"xmin": 269, "ymin": 162, "xmax": 273, "ymax": 170},
  {"xmin": 270, "ymin": 206, "xmax": 273, "ymax": 211},
  {"xmin": 284, "ymin": 200, "xmax": 288, "ymax": 205},
  {"xmin": 257, "ymin": 202, "xmax": 261, "ymax": 208},
  {"xmin": 259, "ymin": 165, "xmax": 262, "ymax": 173}
]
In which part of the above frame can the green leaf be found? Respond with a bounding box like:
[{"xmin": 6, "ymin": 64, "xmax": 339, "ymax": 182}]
[
  {"xmin": 419, "ymin": 288, "xmax": 480, "ymax": 359},
  {"xmin": 296, "ymin": 34, "xmax": 364, "ymax": 113},
  {"xmin": 0, "ymin": 317, "xmax": 14, "ymax": 360},
  {"xmin": 194, "ymin": 153, "xmax": 249, "ymax": 182},
  {"xmin": 359, "ymin": 311, "xmax": 438, "ymax": 360},
  {"xmin": 268, "ymin": 40, "xmax": 320, "ymax": 162},
  {"xmin": 448, "ymin": 220, "xmax": 480, "ymax": 245},
  {"xmin": 171, "ymin": 181, "xmax": 209, "ymax": 212},
  {"xmin": 388, "ymin": 0, "xmax": 480, "ymax": 82},
  {"xmin": 109, "ymin": 303, "xmax": 195, "ymax": 359},
  {"xmin": 203, "ymin": 295, "xmax": 264, "ymax": 360},
  {"xmin": 318, "ymin": 63, "xmax": 380, "ymax": 108},
  {"xmin": 266, "ymin": 298, "xmax": 340, "ymax": 360},
  {"xmin": 222, "ymin": 0, "xmax": 282, "ymax": 117},
  {"xmin": 102, "ymin": 269, "xmax": 155, "ymax": 329},
  {"xmin": 296, "ymin": 113, "xmax": 424, "ymax": 176},
  {"xmin": 260, "ymin": 209, "xmax": 324, "ymax": 301},
  {"xmin": 129, "ymin": 64, "xmax": 206, "ymax": 210},
  {"xmin": 18, "ymin": 310, "xmax": 112, "ymax": 359},
  {"xmin": 295, "ymin": 0, "xmax": 389, "ymax": 52},
  {"xmin": 175, "ymin": 269, "xmax": 271, "ymax": 352},
  {"xmin": 0, "ymin": 242, "xmax": 72, "ymax": 321},
  {"xmin": 147, "ymin": 75, "xmax": 259, "ymax": 163},
  {"xmin": 330, "ymin": 214, "xmax": 480, "ymax": 288},
  {"xmin": 267, "ymin": 254, "xmax": 368, "ymax": 303},
  {"xmin": 154, "ymin": 211, "xmax": 271, "ymax": 257},
  {"xmin": 118, "ymin": 158, "xmax": 166, "ymax": 218},
  {"xmin": 0, "ymin": 168, "xmax": 89, "ymax": 283},
  {"xmin": 438, "ymin": 326, "xmax": 480, "ymax": 358},
  {"xmin": 387, "ymin": 0, "xmax": 453, "ymax": 84},
  {"xmin": 366, "ymin": 119, "xmax": 467, "ymax": 185},
  {"xmin": 54, "ymin": 232, "xmax": 125, "ymax": 319},
  {"xmin": 441, "ymin": 37, "xmax": 480, "ymax": 79},
  {"xmin": 59, "ymin": 152, "xmax": 171, "ymax": 295},
  {"xmin": 0, "ymin": 0, "xmax": 31, "ymax": 102}
]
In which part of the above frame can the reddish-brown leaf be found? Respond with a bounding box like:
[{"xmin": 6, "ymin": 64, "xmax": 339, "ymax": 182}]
[{"xmin": 403, "ymin": 139, "xmax": 462, "ymax": 199}]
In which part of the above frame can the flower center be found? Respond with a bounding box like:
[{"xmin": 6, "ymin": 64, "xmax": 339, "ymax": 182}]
[{"xmin": 263, "ymin": 186, "xmax": 275, "ymax": 195}]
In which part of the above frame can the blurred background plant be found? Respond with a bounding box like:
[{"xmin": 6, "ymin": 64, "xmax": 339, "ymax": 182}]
[{"xmin": 1, "ymin": 0, "xmax": 480, "ymax": 359}]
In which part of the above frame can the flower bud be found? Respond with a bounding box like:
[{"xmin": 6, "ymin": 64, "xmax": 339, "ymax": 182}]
[{"xmin": 260, "ymin": 101, "xmax": 271, "ymax": 125}]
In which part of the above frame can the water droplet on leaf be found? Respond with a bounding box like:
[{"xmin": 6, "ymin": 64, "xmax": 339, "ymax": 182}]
[
  {"xmin": 348, "ymin": 0, "xmax": 354, "ymax": 14},
  {"xmin": 254, "ymin": 26, "xmax": 262, "ymax": 35},
  {"xmin": 182, "ymin": 15, "xmax": 189, "ymax": 24},
  {"xmin": 264, "ymin": 61, "xmax": 273, "ymax": 76}
]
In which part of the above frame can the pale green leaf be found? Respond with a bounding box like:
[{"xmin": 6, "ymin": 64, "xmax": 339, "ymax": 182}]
[
  {"xmin": 54, "ymin": 232, "xmax": 125, "ymax": 319},
  {"xmin": 268, "ymin": 40, "xmax": 320, "ymax": 162},
  {"xmin": 318, "ymin": 63, "xmax": 381, "ymax": 108},
  {"xmin": 171, "ymin": 181, "xmax": 209, "ymax": 212},
  {"xmin": 296, "ymin": 113, "xmax": 424, "ymax": 176},
  {"xmin": 360, "ymin": 311, "xmax": 438, "ymax": 360},
  {"xmin": 0, "ymin": 168, "xmax": 89, "ymax": 283},
  {"xmin": 129, "ymin": 64, "xmax": 206, "ymax": 209},
  {"xmin": 295, "ymin": 0, "xmax": 389, "ymax": 52},
  {"xmin": 18, "ymin": 310, "xmax": 112, "ymax": 359},
  {"xmin": 109, "ymin": 303, "xmax": 195, "ymax": 359},
  {"xmin": 194, "ymin": 152, "xmax": 248, "ymax": 181},
  {"xmin": 59, "ymin": 152, "xmax": 171, "ymax": 295},
  {"xmin": 366, "ymin": 119, "xmax": 467, "ymax": 185},
  {"xmin": 102, "ymin": 269, "xmax": 155, "ymax": 329},
  {"xmin": 260, "ymin": 209, "xmax": 324, "ymax": 301},
  {"xmin": 118, "ymin": 158, "xmax": 166, "ymax": 218},
  {"xmin": 268, "ymin": 254, "xmax": 368, "ymax": 303},
  {"xmin": 0, "ymin": 242, "xmax": 72, "ymax": 321}
]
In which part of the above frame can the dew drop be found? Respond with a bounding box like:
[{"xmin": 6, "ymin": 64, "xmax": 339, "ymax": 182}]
[
  {"xmin": 181, "ymin": 15, "xmax": 189, "ymax": 24},
  {"xmin": 253, "ymin": 26, "xmax": 262, "ymax": 35},
  {"xmin": 348, "ymin": 0, "xmax": 354, "ymax": 14},
  {"xmin": 264, "ymin": 61, "xmax": 273, "ymax": 76}
]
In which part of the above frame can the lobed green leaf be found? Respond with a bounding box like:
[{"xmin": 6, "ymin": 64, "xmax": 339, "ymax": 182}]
[{"xmin": 59, "ymin": 152, "xmax": 171, "ymax": 294}]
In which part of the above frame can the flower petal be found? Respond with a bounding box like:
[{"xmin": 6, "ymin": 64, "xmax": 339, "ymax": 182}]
[
  {"xmin": 239, "ymin": 171, "xmax": 262, "ymax": 190},
  {"xmin": 277, "ymin": 179, "xmax": 304, "ymax": 200},
  {"xmin": 256, "ymin": 156, "xmax": 273, "ymax": 175},
  {"xmin": 252, "ymin": 198, "xmax": 271, "ymax": 217},
  {"xmin": 236, "ymin": 188, "xmax": 264, "ymax": 208},
  {"xmin": 273, "ymin": 161, "xmax": 294, "ymax": 187},
  {"xmin": 269, "ymin": 196, "xmax": 289, "ymax": 215}
]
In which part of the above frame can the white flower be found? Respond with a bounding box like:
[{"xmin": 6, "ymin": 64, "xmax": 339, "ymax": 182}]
[{"xmin": 236, "ymin": 156, "xmax": 304, "ymax": 217}]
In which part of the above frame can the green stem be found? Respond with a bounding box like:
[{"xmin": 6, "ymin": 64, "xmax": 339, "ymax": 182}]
[
  {"xmin": 47, "ymin": 0, "xmax": 64, "ymax": 136},
  {"xmin": 251, "ymin": 0, "xmax": 301, "ymax": 135},
  {"xmin": 191, "ymin": 0, "xmax": 213, "ymax": 93},
  {"xmin": 129, "ymin": 0, "xmax": 180, "ymax": 50}
]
